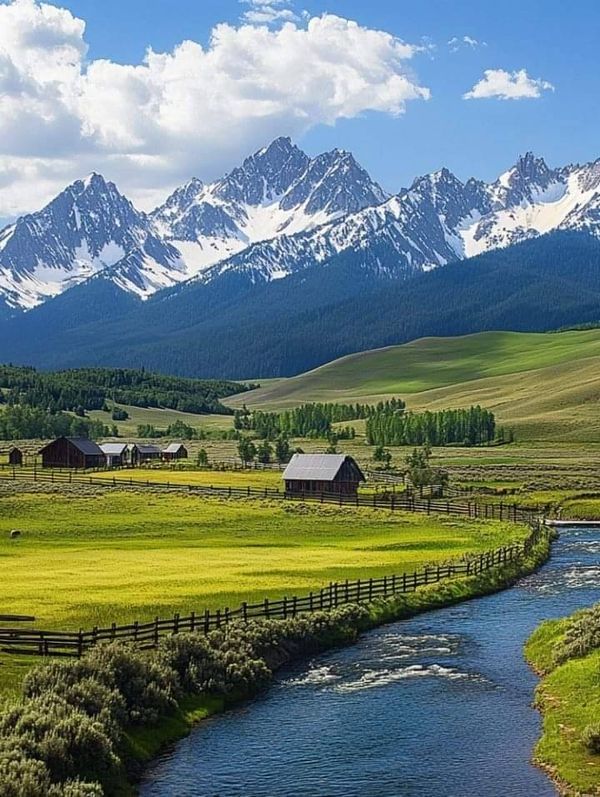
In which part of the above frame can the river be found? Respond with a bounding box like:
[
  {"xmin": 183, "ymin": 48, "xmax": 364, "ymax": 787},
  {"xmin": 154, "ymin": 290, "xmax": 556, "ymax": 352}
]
[{"xmin": 141, "ymin": 526, "xmax": 600, "ymax": 797}]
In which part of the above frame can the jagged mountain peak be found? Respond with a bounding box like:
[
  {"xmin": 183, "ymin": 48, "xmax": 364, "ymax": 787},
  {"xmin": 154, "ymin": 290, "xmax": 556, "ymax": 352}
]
[
  {"xmin": 513, "ymin": 151, "xmax": 550, "ymax": 175},
  {"xmin": 213, "ymin": 137, "xmax": 309, "ymax": 205},
  {"xmin": 3, "ymin": 144, "xmax": 600, "ymax": 318}
]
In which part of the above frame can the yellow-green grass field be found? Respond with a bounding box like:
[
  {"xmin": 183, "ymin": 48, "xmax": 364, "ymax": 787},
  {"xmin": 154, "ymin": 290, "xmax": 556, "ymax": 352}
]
[
  {"xmin": 86, "ymin": 466, "xmax": 284, "ymax": 490},
  {"xmin": 526, "ymin": 616, "xmax": 600, "ymax": 795},
  {"xmin": 227, "ymin": 329, "xmax": 600, "ymax": 442},
  {"xmin": 86, "ymin": 404, "xmax": 234, "ymax": 436},
  {"xmin": 0, "ymin": 486, "xmax": 524, "ymax": 696}
]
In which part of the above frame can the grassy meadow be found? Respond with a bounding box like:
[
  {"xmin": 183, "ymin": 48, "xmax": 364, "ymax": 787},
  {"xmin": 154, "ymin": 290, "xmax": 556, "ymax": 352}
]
[
  {"xmin": 227, "ymin": 329, "xmax": 600, "ymax": 442},
  {"xmin": 86, "ymin": 466, "xmax": 284, "ymax": 490},
  {"xmin": 86, "ymin": 404, "xmax": 234, "ymax": 436},
  {"xmin": 526, "ymin": 611, "xmax": 600, "ymax": 795},
  {"xmin": 0, "ymin": 484, "xmax": 525, "ymax": 695}
]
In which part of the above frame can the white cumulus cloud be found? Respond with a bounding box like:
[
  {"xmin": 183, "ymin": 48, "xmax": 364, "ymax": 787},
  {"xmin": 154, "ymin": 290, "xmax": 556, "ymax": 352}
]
[
  {"xmin": 0, "ymin": 0, "xmax": 430, "ymax": 218},
  {"xmin": 463, "ymin": 68, "xmax": 554, "ymax": 100}
]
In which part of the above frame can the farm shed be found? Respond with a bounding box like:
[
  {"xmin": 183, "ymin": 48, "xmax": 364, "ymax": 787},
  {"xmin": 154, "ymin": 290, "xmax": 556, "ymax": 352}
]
[
  {"xmin": 8, "ymin": 447, "xmax": 23, "ymax": 466},
  {"xmin": 100, "ymin": 443, "xmax": 128, "ymax": 467},
  {"xmin": 39, "ymin": 437, "xmax": 105, "ymax": 469},
  {"xmin": 162, "ymin": 443, "xmax": 188, "ymax": 461},
  {"xmin": 128, "ymin": 443, "xmax": 161, "ymax": 465},
  {"xmin": 282, "ymin": 454, "xmax": 365, "ymax": 497}
]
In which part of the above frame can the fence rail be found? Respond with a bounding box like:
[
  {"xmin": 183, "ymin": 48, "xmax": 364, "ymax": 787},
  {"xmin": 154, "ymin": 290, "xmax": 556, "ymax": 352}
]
[
  {"xmin": 0, "ymin": 467, "xmax": 535, "ymax": 524},
  {"xmin": 0, "ymin": 513, "xmax": 544, "ymax": 658},
  {"xmin": 0, "ymin": 465, "xmax": 542, "ymax": 658}
]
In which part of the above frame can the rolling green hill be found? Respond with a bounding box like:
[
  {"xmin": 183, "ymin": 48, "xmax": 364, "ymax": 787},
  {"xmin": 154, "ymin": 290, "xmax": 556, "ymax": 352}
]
[{"xmin": 228, "ymin": 330, "xmax": 600, "ymax": 441}]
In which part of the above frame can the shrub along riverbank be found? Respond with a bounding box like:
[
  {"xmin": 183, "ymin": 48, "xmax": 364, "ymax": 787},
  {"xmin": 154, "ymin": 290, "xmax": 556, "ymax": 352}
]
[
  {"xmin": 526, "ymin": 602, "xmax": 600, "ymax": 796},
  {"xmin": 0, "ymin": 529, "xmax": 551, "ymax": 797}
]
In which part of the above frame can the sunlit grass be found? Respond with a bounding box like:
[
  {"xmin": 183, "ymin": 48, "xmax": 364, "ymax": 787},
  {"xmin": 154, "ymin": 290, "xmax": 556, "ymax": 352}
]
[{"xmin": 526, "ymin": 616, "xmax": 600, "ymax": 794}]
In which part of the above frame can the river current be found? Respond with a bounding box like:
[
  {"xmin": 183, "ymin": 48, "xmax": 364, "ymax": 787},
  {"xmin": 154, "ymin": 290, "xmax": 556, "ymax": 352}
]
[{"xmin": 141, "ymin": 526, "xmax": 600, "ymax": 797}]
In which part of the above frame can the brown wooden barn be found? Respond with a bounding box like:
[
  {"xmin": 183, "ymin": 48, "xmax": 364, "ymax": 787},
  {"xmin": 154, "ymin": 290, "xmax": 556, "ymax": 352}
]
[
  {"xmin": 8, "ymin": 447, "xmax": 23, "ymax": 466},
  {"xmin": 127, "ymin": 443, "xmax": 161, "ymax": 465},
  {"xmin": 282, "ymin": 454, "xmax": 365, "ymax": 496},
  {"xmin": 39, "ymin": 437, "xmax": 105, "ymax": 469},
  {"xmin": 162, "ymin": 443, "xmax": 188, "ymax": 461}
]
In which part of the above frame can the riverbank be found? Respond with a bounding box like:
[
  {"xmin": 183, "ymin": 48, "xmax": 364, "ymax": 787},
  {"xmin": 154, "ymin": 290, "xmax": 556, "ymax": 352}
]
[
  {"xmin": 526, "ymin": 603, "xmax": 600, "ymax": 796},
  {"xmin": 0, "ymin": 529, "xmax": 551, "ymax": 796},
  {"xmin": 127, "ymin": 529, "xmax": 552, "ymax": 794}
]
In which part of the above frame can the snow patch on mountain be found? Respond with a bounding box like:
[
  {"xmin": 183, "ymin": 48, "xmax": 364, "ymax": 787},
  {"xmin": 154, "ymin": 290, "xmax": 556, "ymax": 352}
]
[{"xmin": 2, "ymin": 140, "xmax": 600, "ymax": 314}]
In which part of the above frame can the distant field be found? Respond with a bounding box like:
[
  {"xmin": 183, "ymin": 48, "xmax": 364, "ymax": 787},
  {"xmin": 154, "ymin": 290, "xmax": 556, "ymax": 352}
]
[
  {"xmin": 86, "ymin": 404, "xmax": 234, "ymax": 436},
  {"xmin": 87, "ymin": 467, "xmax": 283, "ymax": 490},
  {"xmin": 227, "ymin": 330, "xmax": 600, "ymax": 441},
  {"xmin": 0, "ymin": 486, "xmax": 523, "ymax": 695}
]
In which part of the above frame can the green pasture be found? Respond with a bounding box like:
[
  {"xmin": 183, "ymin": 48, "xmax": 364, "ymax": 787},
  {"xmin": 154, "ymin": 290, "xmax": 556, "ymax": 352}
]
[
  {"xmin": 0, "ymin": 487, "xmax": 524, "ymax": 696},
  {"xmin": 86, "ymin": 404, "xmax": 234, "ymax": 436},
  {"xmin": 227, "ymin": 329, "xmax": 600, "ymax": 442},
  {"xmin": 87, "ymin": 466, "xmax": 284, "ymax": 490},
  {"xmin": 526, "ymin": 616, "xmax": 600, "ymax": 795}
]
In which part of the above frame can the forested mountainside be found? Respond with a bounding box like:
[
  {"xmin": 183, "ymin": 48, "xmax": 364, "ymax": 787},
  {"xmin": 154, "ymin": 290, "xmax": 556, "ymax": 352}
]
[
  {"xmin": 0, "ymin": 231, "xmax": 598, "ymax": 377},
  {"xmin": 0, "ymin": 366, "xmax": 250, "ymax": 415}
]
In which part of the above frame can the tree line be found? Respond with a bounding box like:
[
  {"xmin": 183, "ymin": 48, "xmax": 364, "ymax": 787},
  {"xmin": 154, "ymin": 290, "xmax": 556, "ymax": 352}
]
[
  {"xmin": 366, "ymin": 405, "xmax": 497, "ymax": 447},
  {"xmin": 0, "ymin": 365, "xmax": 252, "ymax": 416},
  {"xmin": 234, "ymin": 398, "xmax": 405, "ymax": 439},
  {"xmin": 0, "ymin": 405, "xmax": 112, "ymax": 440}
]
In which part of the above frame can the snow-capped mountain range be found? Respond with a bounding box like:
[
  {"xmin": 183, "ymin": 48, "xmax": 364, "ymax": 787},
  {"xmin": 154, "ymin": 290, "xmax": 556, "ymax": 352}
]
[{"xmin": 1, "ymin": 138, "xmax": 600, "ymax": 313}]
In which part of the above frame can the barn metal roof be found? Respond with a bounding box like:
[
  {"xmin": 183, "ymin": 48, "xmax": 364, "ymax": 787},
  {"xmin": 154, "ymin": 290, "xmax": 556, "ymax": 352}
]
[
  {"xmin": 163, "ymin": 443, "xmax": 186, "ymax": 453},
  {"xmin": 282, "ymin": 453, "xmax": 363, "ymax": 481},
  {"xmin": 100, "ymin": 443, "xmax": 128, "ymax": 455},
  {"xmin": 133, "ymin": 444, "xmax": 161, "ymax": 455},
  {"xmin": 65, "ymin": 438, "xmax": 104, "ymax": 455}
]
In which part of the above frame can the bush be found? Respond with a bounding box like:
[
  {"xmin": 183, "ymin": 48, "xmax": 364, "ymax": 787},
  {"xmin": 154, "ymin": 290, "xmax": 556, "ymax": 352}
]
[
  {"xmin": 553, "ymin": 603, "xmax": 600, "ymax": 664},
  {"xmin": 582, "ymin": 723, "xmax": 600, "ymax": 754},
  {"xmin": 0, "ymin": 696, "xmax": 118, "ymax": 791}
]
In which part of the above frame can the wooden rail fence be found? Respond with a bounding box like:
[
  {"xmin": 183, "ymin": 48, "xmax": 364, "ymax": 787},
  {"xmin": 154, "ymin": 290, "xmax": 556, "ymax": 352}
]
[
  {"xmin": 0, "ymin": 467, "xmax": 535, "ymax": 524},
  {"xmin": 0, "ymin": 521, "xmax": 545, "ymax": 658}
]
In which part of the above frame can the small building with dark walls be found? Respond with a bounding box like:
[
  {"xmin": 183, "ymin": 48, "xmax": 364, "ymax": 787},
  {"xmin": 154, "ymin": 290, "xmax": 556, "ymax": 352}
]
[
  {"xmin": 39, "ymin": 437, "xmax": 105, "ymax": 469},
  {"xmin": 127, "ymin": 443, "xmax": 162, "ymax": 466},
  {"xmin": 8, "ymin": 447, "xmax": 23, "ymax": 466},
  {"xmin": 282, "ymin": 453, "xmax": 365, "ymax": 496},
  {"xmin": 162, "ymin": 443, "xmax": 188, "ymax": 461}
]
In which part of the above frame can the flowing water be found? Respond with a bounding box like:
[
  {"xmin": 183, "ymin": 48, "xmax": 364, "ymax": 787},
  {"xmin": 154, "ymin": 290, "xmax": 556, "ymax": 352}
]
[{"xmin": 141, "ymin": 526, "xmax": 600, "ymax": 797}]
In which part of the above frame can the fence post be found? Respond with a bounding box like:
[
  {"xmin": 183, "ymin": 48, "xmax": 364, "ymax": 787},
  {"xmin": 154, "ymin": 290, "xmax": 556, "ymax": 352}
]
[
  {"xmin": 78, "ymin": 629, "xmax": 84, "ymax": 657},
  {"xmin": 154, "ymin": 617, "xmax": 159, "ymax": 646},
  {"xmin": 264, "ymin": 598, "xmax": 270, "ymax": 619},
  {"xmin": 190, "ymin": 611, "xmax": 196, "ymax": 632},
  {"xmin": 204, "ymin": 609, "xmax": 210, "ymax": 633},
  {"xmin": 242, "ymin": 602, "xmax": 248, "ymax": 623}
]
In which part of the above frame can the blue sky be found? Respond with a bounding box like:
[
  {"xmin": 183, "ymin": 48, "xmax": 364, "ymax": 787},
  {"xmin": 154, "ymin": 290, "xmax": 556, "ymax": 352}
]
[{"xmin": 0, "ymin": 0, "xmax": 598, "ymax": 215}]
